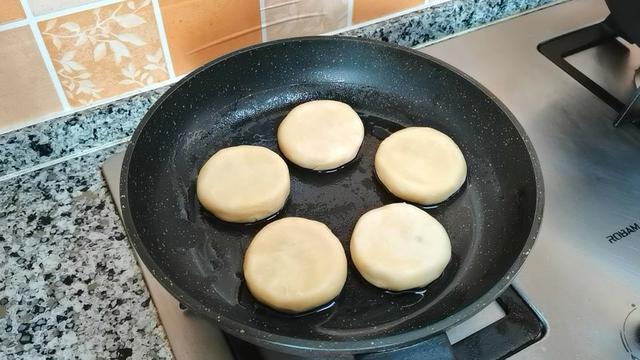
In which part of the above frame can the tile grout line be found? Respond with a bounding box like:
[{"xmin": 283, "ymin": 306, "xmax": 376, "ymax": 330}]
[
  {"xmin": 0, "ymin": 76, "xmax": 181, "ymax": 136},
  {"xmin": 3, "ymin": 0, "xmax": 453, "ymax": 132},
  {"xmin": 0, "ymin": 18, "xmax": 29, "ymax": 32},
  {"xmin": 0, "ymin": 0, "xmax": 564, "ymax": 183},
  {"xmin": 346, "ymin": 0, "xmax": 354, "ymax": 27},
  {"xmin": 259, "ymin": 0, "xmax": 268, "ymax": 42},
  {"xmin": 0, "ymin": 136, "xmax": 131, "ymax": 183},
  {"xmin": 0, "ymin": 0, "xmax": 123, "ymax": 32},
  {"xmin": 4, "ymin": 0, "xmax": 448, "ymax": 135},
  {"xmin": 150, "ymin": 0, "xmax": 176, "ymax": 78},
  {"xmin": 2, "ymin": 0, "xmax": 558, "ymax": 134},
  {"xmin": 1, "ymin": 0, "xmax": 182, "ymax": 135},
  {"xmin": 324, "ymin": 0, "xmax": 450, "ymax": 35},
  {"xmin": 20, "ymin": 0, "xmax": 72, "ymax": 111},
  {"xmin": 426, "ymin": 0, "xmax": 454, "ymax": 8},
  {"xmin": 29, "ymin": 0, "xmax": 122, "ymax": 22}
]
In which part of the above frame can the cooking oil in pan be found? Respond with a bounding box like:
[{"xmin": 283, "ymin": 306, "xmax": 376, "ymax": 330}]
[{"xmin": 169, "ymin": 103, "xmax": 481, "ymax": 327}]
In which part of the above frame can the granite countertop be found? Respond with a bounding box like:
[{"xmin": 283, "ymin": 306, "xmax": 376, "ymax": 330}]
[
  {"xmin": 0, "ymin": 145, "xmax": 172, "ymax": 359},
  {"xmin": 0, "ymin": 0, "xmax": 558, "ymax": 358}
]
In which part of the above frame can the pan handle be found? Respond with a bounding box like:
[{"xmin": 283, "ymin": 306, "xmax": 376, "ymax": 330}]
[{"xmin": 354, "ymin": 333, "xmax": 454, "ymax": 360}]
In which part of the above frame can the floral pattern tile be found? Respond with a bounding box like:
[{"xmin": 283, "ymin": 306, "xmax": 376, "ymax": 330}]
[
  {"xmin": 0, "ymin": 0, "xmax": 557, "ymax": 356},
  {"xmin": 39, "ymin": 0, "xmax": 168, "ymax": 107}
]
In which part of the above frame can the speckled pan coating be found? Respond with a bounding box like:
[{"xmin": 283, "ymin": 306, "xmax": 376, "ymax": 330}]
[
  {"xmin": 121, "ymin": 36, "xmax": 543, "ymax": 355},
  {"xmin": 0, "ymin": 0, "xmax": 553, "ymax": 356}
]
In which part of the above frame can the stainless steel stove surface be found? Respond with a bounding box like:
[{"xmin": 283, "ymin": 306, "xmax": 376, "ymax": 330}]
[
  {"xmin": 422, "ymin": 0, "xmax": 640, "ymax": 358},
  {"xmin": 103, "ymin": 0, "xmax": 640, "ymax": 358}
]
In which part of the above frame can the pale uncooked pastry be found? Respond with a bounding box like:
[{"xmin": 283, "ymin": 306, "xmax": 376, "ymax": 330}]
[
  {"xmin": 196, "ymin": 145, "xmax": 290, "ymax": 223},
  {"xmin": 277, "ymin": 100, "xmax": 365, "ymax": 170},
  {"xmin": 375, "ymin": 127, "xmax": 467, "ymax": 205},
  {"xmin": 350, "ymin": 203, "xmax": 451, "ymax": 291},
  {"xmin": 243, "ymin": 217, "xmax": 348, "ymax": 313}
]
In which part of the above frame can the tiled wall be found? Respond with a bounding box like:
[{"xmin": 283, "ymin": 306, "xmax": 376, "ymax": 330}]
[{"xmin": 0, "ymin": 0, "xmax": 438, "ymax": 133}]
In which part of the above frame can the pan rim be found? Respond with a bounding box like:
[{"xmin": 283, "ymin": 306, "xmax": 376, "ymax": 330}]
[{"xmin": 120, "ymin": 35, "xmax": 544, "ymax": 354}]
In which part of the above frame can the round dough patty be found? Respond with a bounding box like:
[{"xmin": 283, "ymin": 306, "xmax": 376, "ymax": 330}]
[
  {"xmin": 375, "ymin": 127, "xmax": 467, "ymax": 205},
  {"xmin": 243, "ymin": 217, "xmax": 347, "ymax": 313},
  {"xmin": 350, "ymin": 203, "xmax": 451, "ymax": 291},
  {"xmin": 197, "ymin": 145, "xmax": 290, "ymax": 223},
  {"xmin": 277, "ymin": 100, "xmax": 365, "ymax": 170}
]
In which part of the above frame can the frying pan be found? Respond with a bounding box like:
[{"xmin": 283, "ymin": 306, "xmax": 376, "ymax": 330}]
[{"xmin": 120, "ymin": 36, "xmax": 543, "ymax": 356}]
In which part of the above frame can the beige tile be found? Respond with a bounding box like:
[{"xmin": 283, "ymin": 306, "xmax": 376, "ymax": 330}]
[
  {"xmin": 0, "ymin": 0, "xmax": 25, "ymax": 24},
  {"xmin": 0, "ymin": 26, "xmax": 62, "ymax": 130},
  {"xmin": 28, "ymin": 0, "xmax": 98, "ymax": 16},
  {"xmin": 264, "ymin": 0, "xmax": 348, "ymax": 40},
  {"xmin": 353, "ymin": 0, "xmax": 423, "ymax": 23},
  {"xmin": 159, "ymin": 0, "xmax": 262, "ymax": 75},
  {"xmin": 39, "ymin": 0, "xmax": 169, "ymax": 107}
]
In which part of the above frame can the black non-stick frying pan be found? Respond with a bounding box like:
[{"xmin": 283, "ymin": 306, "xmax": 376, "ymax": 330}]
[{"xmin": 120, "ymin": 36, "xmax": 543, "ymax": 356}]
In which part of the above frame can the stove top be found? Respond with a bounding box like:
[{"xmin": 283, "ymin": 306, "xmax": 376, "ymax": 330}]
[
  {"xmin": 422, "ymin": 0, "xmax": 640, "ymax": 358},
  {"xmin": 103, "ymin": 0, "xmax": 640, "ymax": 358}
]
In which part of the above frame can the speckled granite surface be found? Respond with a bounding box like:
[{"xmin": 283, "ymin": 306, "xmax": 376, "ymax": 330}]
[
  {"xmin": 0, "ymin": 89, "xmax": 167, "ymax": 180},
  {"xmin": 0, "ymin": 144, "xmax": 172, "ymax": 359},
  {"xmin": 344, "ymin": 0, "xmax": 559, "ymax": 47},
  {"xmin": 0, "ymin": 0, "xmax": 561, "ymax": 182},
  {"xmin": 0, "ymin": 0, "xmax": 560, "ymax": 357}
]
